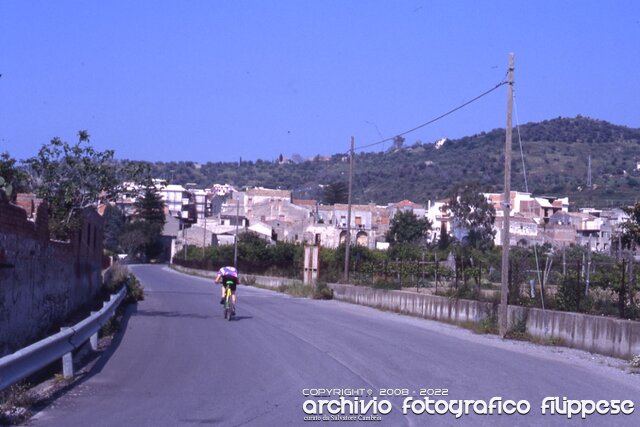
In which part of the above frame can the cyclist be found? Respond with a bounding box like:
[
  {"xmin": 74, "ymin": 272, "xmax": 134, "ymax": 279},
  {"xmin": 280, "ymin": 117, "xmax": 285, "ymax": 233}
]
[{"xmin": 216, "ymin": 266, "xmax": 238, "ymax": 310}]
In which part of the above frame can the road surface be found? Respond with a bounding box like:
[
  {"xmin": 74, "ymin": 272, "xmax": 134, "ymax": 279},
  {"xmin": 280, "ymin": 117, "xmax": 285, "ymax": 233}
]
[{"xmin": 31, "ymin": 264, "xmax": 640, "ymax": 426}]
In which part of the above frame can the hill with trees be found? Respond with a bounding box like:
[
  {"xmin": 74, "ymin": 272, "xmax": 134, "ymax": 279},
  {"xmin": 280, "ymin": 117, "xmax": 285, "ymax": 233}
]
[{"xmin": 146, "ymin": 116, "xmax": 640, "ymax": 209}]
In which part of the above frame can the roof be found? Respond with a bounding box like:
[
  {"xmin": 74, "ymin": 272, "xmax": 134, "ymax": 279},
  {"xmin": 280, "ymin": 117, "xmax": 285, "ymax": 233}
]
[
  {"xmin": 333, "ymin": 204, "xmax": 381, "ymax": 213},
  {"xmin": 246, "ymin": 187, "xmax": 291, "ymax": 198},
  {"xmin": 393, "ymin": 199, "xmax": 422, "ymax": 208},
  {"xmin": 292, "ymin": 199, "xmax": 317, "ymax": 206},
  {"xmin": 535, "ymin": 198, "xmax": 553, "ymax": 208},
  {"xmin": 164, "ymin": 184, "xmax": 187, "ymax": 191}
]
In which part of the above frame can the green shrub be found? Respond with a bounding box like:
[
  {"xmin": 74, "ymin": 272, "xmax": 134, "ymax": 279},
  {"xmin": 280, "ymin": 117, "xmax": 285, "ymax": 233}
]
[
  {"xmin": 242, "ymin": 276, "xmax": 257, "ymax": 286},
  {"xmin": 125, "ymin": 276, "xmax": 144, "ymax": 304},
  {"xmin": 505, "ymin": 316, "xmax": 528, "ymax": 340},
  {"xmin": 103, "ymin": 263, "xmax": 130, "ymax": 294},
  {"xmin": 445, "ymin": 283, "xmax": 480, "ymax": 300},
  {"xmin": 104, "ymin": 263, "xmax": 144, "ymax": 304},
  {"xmin": 101, "ymin": 316, "xmax": 120, "ymax": 336},
  {"xmin": 372, "ymin": 280, "xmax": 401, "ymax": 290},
  {"xmin": 277, "ymin": 282, "xmax": 313, "ymax": 298},
  {"xmin": 313, "ymin": 282, "xmax": 333, "ymax": 300}
]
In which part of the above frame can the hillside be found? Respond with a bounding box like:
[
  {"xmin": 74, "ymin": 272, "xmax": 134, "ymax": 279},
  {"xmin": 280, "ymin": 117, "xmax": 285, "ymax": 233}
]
[{"xmin": 147, "ymin": 116, "xmax": 640, "ymax": 209}]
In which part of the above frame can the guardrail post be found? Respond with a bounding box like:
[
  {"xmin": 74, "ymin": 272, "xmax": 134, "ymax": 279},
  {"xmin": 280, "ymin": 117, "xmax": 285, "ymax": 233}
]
[
  {"xmin": 89, "ymin": 311, "xmax": 99, "ymax": 351},
  {"xmin": 61, "ymin": 327, "xmax": 74, "ymax": 379}
]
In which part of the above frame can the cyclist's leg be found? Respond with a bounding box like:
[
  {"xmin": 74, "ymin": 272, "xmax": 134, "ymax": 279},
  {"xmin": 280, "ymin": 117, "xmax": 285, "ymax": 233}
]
[
  {"xmin": 231, "ymin": 290, "xmax": 236, "ymax": 313},
  {"xmin": 231, "ymin": 283, "xmax": 237, "ymax": 305}
]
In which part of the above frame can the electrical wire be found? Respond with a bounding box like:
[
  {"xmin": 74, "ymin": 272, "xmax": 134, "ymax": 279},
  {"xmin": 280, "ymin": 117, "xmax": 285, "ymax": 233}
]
[
  {"xmin": 514, "ymin": 91, "xmax": 545, "ymax": 311},
  {"xmin": 352, "ymin": 75, "xmax": 509, "ymax": 152}
]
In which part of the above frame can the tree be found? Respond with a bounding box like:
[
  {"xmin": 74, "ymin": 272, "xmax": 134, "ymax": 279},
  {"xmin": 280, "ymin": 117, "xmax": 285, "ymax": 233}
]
[
  {"xmin": 133, "ymin": 183, "xmax": 166, "ymax": 227},
  {"xmin": 103, "ymin": 204, "xmax": 125, "ymax": 253},
  {"xmin": 446, "ymin": 185, "xmax": 496, "ymax": 251},
  {"xmin": 322, "ymin": 182, "xmax": 348, "ymax": 205},
  {"xmin": 120, "ymin": 183, "xmax": 167, "ymax": 261},
  {"xmin": 437, "ymin": 222, "xmax": 451, "ymax": 250},
  {"xmin": 26, "ymin": 131, "xmax": 118, "ymax": 239},
  {"xmin": 445, "ymin": 185, "xmax": 496, "ymax": 291},
  {"xmin": 0, "ymin": 152, "xmax": 28, "ymax": 202},
  {"xmin": 385, "ymin": 210, "xmax": 431, "ymax": 246},
  {"xmin": 620, "ymin": 201, "xmax": 640, "ymax": 249}
]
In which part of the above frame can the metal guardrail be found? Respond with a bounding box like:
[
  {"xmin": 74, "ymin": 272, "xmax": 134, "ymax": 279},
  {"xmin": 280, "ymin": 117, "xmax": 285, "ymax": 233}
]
[{"xmin": 0, "ymin": 287, "xmax": 127, "ymax": 391}]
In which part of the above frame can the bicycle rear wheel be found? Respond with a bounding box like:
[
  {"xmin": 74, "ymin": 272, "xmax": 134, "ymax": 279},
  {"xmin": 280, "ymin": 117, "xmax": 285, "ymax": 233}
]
[{"xmin": 227, "ymin": 301, "xmax": 234, "ymax": 321}]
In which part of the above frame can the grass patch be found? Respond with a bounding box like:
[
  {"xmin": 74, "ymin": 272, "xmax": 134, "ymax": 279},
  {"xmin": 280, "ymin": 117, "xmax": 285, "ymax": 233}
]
[
  {"xmin": 372, "ymin": 280, "xmax": 401, "ymax": 290},
  {"xmin": 0, "ymin": 382, "xmax": 34, "ymax": 425},
  {"xmin": 504, "ymin": 316, "xmax": 529, "ymax": 341},
  {"xmin": 526, "ymin": 334, "xmax": 567, "ymax": 348},
  {"xmin": 100, "ymin": 316, "xmax": 121, "ymax": 337},
  {"xmin": 272, "ymin": 281, "xmax": 334, "ymax": 300}
]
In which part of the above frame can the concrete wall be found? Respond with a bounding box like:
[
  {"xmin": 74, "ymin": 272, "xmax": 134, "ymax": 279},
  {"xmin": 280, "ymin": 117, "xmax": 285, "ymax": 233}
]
[
  {"xmin": 244, "ymin": 274, "xmax": 301, "ymax": 289},
  {"xmin": 329, "ymin": 284, "xmax": 494, "ymax": 324},
  {"xmin": 508, "ymin": 305, "xmax": 640, "ymax": 360},
  {"xmin": 328, "ymin": 283, "xmax": 640, "ymax": 359},
  {"xmin": 0, "ymin": 199, "xmax": 104, "ymax": 357}
]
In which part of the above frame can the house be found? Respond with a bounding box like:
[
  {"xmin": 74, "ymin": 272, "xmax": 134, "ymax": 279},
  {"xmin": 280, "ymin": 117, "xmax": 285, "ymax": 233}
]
[
  {"xmin": 241, "ymin": 187, "xmax": 292, "ymax": 208},
  {"xmin": 426, "ymin": 199, "xmax": 452, "ymax": 244},
  {"xmin": 387, "ymin": 200, "xmax": 427, "ymax": 219},
  {"xmin": 485, "ymin": 191, "xmax": 568, "ymax": 223},
  {"xmin": 494, "ymin": 214, "xmax": 540, "ymax": 247},
  {"xmin": 316, "ymin": 203, "xmax": 388, "ymax": 249},
  {"xmin": 159, "ymin": 184, "xmax": 193, "ymax": 220}
]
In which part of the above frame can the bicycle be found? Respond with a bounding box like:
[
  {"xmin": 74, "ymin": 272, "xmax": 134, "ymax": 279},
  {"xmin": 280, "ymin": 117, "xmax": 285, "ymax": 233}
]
[{"xmin": 223, "ymin": 281, "xmax": 236, "ymax": 321}]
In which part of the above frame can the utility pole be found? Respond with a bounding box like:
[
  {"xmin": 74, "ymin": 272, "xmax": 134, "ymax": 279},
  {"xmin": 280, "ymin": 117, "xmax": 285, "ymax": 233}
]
[
  {"xmin": 344, "ymin": 136, "xmax": 355, "ymax": 282},
  {"xmin": 499, "ymin": 53, "xmax": 514, "ymax": 337},
  {"xmin": 585, "ymin": 235, "xmax": 592, "ymax": 295}
]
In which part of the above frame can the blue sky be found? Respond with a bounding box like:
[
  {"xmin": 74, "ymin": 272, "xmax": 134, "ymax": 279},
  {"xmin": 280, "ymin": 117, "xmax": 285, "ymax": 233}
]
[{"xmin": 1, "ymin": 1, "xmax": 639, "ymax": 163}]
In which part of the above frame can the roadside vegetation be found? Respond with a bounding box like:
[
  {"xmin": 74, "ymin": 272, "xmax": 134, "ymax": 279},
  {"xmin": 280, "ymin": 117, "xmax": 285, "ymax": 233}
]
[{"xmin": 175, "ymin": 193, "xmax": 640, "ymax": 321}]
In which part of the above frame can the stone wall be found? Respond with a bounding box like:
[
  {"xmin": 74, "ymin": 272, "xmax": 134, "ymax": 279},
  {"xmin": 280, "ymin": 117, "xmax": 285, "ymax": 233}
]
[{"xmin": 0, "ymin": 198, "xmax": 104, "ymax": 357}]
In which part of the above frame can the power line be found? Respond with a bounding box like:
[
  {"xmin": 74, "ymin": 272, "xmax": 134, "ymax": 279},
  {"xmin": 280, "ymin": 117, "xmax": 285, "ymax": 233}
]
[{"xmin": 354, "ymin": 75, "xmax": 509, "ymax": 152}]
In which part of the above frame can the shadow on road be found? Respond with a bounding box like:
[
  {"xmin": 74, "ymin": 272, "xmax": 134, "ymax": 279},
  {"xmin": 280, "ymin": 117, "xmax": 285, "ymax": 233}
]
[
  {"xmin": 145, "ymin": 290, "xmax": 215, "ymax": 296},
  {"xmin": 227, "ymin": 315, "xmax": 253, "ymax": 321},
  {"xmin": 134, "ymin": 309, "xmax": 211, "ymax": 320}
]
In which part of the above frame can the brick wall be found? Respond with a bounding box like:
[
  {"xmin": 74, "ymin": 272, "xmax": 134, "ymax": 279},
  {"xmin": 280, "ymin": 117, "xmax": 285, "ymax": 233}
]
[{"xmin": 0, "ymin": 197, "xmax": 104, "ymax": 357}]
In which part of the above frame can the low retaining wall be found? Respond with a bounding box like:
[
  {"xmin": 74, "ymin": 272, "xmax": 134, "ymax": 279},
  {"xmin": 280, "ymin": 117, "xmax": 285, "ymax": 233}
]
[
  {"xmin": 509, "ymin": 305, "xmax": 640, "ymax": 360},
  {"xmin": 328, "ymin": 284, "xmax": 494, "ymax": 324},
  {"xmin": 244, "ymin": 274, "xmax": 301, "ymax": 289},
  {"xmin": 329, "ymin": 283, "xmax": 640, "ymax": 359}
]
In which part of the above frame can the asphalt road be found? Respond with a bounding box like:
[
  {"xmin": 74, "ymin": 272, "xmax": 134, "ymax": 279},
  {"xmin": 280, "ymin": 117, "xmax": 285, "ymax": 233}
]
[{"xmin": 31, "ymin": 265, "xmax": 640, "ymax": 427}]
